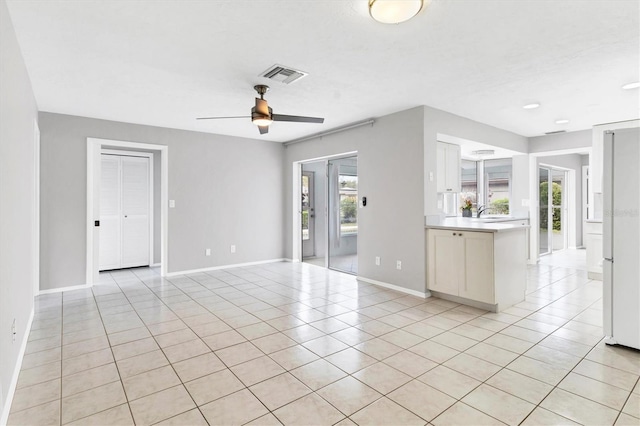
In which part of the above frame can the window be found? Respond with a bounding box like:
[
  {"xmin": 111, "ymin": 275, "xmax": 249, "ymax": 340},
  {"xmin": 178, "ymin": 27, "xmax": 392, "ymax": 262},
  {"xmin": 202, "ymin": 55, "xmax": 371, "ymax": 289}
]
[
  {"xmin": 339, "ymin": 175, "xmax": 357, "ymax": 234},
  {"xmin": 484, "ymin": 158, "xmax": 511, "ymax": 215},
  {"xmin": 457, "ymin": 158, "xmax": 512, "ymax": 216},
  {"xmin": 460, "ymin": 159, "xmax": 478, "ymax": 214}
]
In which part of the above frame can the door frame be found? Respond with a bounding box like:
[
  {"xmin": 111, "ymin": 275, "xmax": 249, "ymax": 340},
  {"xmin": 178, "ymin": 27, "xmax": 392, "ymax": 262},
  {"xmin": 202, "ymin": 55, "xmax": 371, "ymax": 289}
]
[
  {"xmin": 87, "ymin": 138, "xmax": 168, "ymax": 284},
  {"xmin": 100, "ymin": 149, "xmax": 154, "ymax": 271},
  {"xmin": 292, "ymin": 151, "xmax": 357, "ymax": 265},
  {"xmin": 538, "ymin": 164, "xmax": 572, "ymax": 255}
]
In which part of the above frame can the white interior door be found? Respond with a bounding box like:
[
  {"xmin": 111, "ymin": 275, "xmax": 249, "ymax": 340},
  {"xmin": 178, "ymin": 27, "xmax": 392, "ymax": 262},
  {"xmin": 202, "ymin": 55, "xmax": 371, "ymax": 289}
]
[{"xmin": 99, "ymin": 154, "xmax": 150, "ymax": 271}]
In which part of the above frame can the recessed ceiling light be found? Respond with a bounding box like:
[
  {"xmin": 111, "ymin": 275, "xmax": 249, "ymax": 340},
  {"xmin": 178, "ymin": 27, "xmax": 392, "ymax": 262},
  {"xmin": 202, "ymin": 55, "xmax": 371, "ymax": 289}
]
[
  {"xmin": 622, "ymin": 81, "xmax": 640, "ymax": 90},
  {"xmin": 369, "ymin": 0, "xmax": 424, "ymax": 24},
  {"xmin": 555, "ymin": 119, "xmax": 570, "ymax": 124},
  {"xmin": 523, "ymin": 103, "xmax": 540, "ymax": 109}
]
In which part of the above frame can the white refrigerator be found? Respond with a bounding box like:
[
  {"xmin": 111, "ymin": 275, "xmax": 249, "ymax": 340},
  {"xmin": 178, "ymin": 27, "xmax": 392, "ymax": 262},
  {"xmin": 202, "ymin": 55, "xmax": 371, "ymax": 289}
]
[{"xmin": 603, "ymin": 127, "xmax": 640, "ymax": 350}]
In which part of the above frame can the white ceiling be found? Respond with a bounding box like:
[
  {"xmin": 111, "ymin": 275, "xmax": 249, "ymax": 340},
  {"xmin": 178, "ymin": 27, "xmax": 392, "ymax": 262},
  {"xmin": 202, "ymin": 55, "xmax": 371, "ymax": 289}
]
[{"xmin": 6, "ymin": 0, "xmax": 640, "ymax": 143}]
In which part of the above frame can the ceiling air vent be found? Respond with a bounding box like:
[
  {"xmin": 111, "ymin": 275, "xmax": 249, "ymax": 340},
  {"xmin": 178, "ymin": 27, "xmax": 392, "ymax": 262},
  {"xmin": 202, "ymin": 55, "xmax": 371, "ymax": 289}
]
[
  {"xmin": 544, "ymin": 130, "xmax": 567, "ymax": 135},
  {"xmin": 260, "ymin": 64, "xmax": 308, "ymax": 85}
]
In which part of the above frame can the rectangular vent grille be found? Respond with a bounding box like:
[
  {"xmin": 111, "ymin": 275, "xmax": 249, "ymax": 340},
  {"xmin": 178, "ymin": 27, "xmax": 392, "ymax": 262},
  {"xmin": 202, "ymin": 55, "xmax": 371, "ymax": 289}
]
[
  {"xmin": 260, "ymin": 64, "xmax": 308, "ymax": 84},
  {"xmin": 545, "ymin": 130, "xmax": 567, "ymax": 135}
]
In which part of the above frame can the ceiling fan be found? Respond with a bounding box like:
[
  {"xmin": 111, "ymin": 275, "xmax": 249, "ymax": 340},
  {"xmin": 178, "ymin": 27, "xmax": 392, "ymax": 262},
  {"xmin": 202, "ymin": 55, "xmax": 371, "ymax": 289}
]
[{"xmin": 197, "ymin": 85, "xmax": 324, "ymax": 134}]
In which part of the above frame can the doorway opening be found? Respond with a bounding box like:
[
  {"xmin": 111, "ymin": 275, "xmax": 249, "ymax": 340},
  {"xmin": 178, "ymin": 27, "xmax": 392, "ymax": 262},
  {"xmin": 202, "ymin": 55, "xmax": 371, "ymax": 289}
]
[
  {"xmin": 539, "ymin": 166, "xmax": 568, "ymax": 256},
  {"xmin": 86, "ymin": 138, "xmax": 168, "ymax": 284},
  {"xmin": 99, "ymin": 150, "xmax": 154, "ymax": 272},
  {"xmin": 295, "ymin": 153, "xmax": 358, "ymax": 275}
]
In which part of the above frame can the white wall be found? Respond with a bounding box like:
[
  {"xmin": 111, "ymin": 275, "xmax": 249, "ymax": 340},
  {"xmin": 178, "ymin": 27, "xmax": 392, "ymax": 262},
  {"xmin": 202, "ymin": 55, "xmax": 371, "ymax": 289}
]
[
  {"xmin": 285, "ymin": 107, "xmax": 426, "ymax": 293},
  {"xmin": 0, "ymin": 0, "xmax": 38, "ymax": 416},
  {"xmin": 39, "ymin": 112, "xmax": 285, "ymax": 290}
]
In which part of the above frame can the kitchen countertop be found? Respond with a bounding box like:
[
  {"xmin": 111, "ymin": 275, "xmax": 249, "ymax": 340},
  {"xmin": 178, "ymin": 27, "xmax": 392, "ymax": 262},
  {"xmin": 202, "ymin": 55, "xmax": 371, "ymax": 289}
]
[{"xmin": 425, "ymin": 217, "xmax": 530, "ymax": 233}]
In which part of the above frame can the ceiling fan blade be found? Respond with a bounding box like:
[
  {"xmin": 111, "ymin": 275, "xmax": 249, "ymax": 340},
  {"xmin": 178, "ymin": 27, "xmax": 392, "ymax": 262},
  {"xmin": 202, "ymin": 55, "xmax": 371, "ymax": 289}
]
[
  {"xmin": 196, "ymin": 116, "xmax": 249, "ymax": 120},
  {"xmin": 272, "ymin": 114, "xmax": 324, "ymax": 124},
  {"xmin": 258, "ymin": 125, "xmax": 269, "ymax": 135}
]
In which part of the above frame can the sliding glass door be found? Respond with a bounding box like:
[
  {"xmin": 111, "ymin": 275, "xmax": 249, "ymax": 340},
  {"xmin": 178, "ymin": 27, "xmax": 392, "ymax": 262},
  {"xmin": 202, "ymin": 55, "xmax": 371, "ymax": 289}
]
[
  {"xmin": 328, "ymin": 156, "xmax": 358, "ymax": 274},
  {"xmin": 539, "ymin": 166, "xmax": 566, "ymax": 256}
]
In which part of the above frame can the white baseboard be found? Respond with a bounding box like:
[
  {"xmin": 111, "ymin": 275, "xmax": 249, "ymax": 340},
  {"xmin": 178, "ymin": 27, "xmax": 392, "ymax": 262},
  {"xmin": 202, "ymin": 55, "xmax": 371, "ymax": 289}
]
[
  {"xmin": 0, "ymin": 308, "xmax": 34, "ymax": 425},
  {"xmin": 357, "ymin": 276, "xmax": 431, "ymax": 299},
  {"xmin": 37, "ymin": 283, "xmax": 92, "ymax": 296},
  {"xmin": 150, "ymin": 263, "xmax": 161, "ymax": 267},
  {"xmin": 165, "ymin": 258, "xmax": 287, "ymax": 277}
]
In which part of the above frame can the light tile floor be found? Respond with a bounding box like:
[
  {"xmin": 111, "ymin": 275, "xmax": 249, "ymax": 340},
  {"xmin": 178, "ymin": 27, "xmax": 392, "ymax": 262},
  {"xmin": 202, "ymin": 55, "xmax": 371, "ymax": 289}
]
[{"xmin": 8, "ymin": 250, "xmax": 640, "ymax": 425}]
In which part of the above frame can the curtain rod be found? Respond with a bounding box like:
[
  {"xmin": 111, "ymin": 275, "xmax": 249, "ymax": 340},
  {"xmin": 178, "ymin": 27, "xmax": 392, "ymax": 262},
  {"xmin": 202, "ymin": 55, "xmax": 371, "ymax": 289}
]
[{"xmin": 283, "ymin": 119, "xmax": 376, "ymax": 146}]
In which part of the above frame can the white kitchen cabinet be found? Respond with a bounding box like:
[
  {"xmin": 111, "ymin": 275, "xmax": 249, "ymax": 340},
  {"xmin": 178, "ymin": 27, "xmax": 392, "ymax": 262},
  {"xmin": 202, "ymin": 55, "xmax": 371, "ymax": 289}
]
[
  {"xmin": 436, "ymin": 142, "xmax": 461, "ymax": 193},
  {"xmin": 428, "ymin": 229, "xmax": 494, "ymax": 304},
  {"xmin": 427, "ymin": 226, "xmax": 527, "ymax": 311}
]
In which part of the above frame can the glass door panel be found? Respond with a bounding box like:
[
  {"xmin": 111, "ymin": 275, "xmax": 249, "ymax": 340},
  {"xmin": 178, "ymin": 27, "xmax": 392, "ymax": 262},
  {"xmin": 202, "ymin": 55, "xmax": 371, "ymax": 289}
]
[
  {"xmin": 328, "ymin": 156, "xmax": 358, "ymax": 274},
  {"xmin": 551, "ymin": 170, "xmax": 565, "ymax": 251},
  {"xmin": 301, "ymin": 171, "xmax": 315, "ymax": 258},
  {"xmin": 539, "ymin": 167, "xmax": 551, "ymax": 256}
]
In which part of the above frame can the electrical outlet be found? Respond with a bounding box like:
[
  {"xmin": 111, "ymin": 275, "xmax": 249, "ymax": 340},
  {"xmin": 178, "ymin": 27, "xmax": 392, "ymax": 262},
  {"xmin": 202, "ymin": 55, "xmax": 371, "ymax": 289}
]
[
  {"xmin": 230, "ymin": 245, "xmax": 236, "ymax": 253},
  {"xmin": 169, "ymin": 200, "xmax": 176, "ymax": 208},
  {"xmin": 12, "ymin": 318, "xmax": 16, "ymax": 343},
  {"xmin": 205, "ymin": 248, "xmax": 211, "ymax": 256},
  {"xmin": 396, "ymin": 260, "xmax": 402, "ymax": 270},
  {"xmin": 375, "ymin": 256, "xmax": 380, "ymax": 266}
]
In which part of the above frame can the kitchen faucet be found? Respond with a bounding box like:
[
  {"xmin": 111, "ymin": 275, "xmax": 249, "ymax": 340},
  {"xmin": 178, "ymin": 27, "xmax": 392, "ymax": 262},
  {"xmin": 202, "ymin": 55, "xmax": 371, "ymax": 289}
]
[{"xmin": 477, "ymin": 205, "xmax": 487, "ymax": 218}]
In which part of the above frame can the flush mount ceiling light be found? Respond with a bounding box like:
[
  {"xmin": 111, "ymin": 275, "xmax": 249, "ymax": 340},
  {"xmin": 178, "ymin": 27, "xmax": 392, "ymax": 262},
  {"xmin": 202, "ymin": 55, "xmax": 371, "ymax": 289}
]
[
  {"xmin": 622, "ymin": 81, "xmax": 640, "ymax": 90},
  {"xmin": 369, "ymin": 0, "xmax": 424, "ymax": 24},
  {"xmin": 555, "ymin": 119, "xmax": 570, "ymax": 124},
  {"xmin": 472, "ymin": 150, "xmax": 495, "ymax": 156},
  {"xmin": 523, "ymin": 103, "xmax": 540, "ymax": 109}
]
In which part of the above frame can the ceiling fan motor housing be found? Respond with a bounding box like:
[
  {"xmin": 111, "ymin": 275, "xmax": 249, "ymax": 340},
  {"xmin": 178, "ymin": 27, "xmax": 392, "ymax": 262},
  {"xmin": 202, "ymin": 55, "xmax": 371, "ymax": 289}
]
[{"xmin": 251, "ymin": 98, "xmax": 272, "ymax": 122}]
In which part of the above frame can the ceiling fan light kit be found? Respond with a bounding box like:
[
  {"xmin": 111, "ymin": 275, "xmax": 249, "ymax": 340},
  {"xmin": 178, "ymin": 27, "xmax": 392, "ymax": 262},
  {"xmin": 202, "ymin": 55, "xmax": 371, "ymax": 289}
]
[
  {"xmin": 197, "ymin": 84, "xmax": 324, "ymax": 135},
  {"xmin": 369, "ymin": 0, "xmax": 424, "ymax": 24}
]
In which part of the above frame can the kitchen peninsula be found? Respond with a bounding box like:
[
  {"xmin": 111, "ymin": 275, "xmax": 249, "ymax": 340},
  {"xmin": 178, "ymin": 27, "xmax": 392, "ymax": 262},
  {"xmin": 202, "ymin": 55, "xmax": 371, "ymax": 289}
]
[{"xmin": 426, "ymin": 217, "xmax": 529, "ymax": 312}]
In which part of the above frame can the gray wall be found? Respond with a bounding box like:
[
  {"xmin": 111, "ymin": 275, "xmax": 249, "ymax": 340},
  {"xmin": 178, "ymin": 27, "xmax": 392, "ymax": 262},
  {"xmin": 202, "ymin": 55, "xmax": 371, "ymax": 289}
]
[
  {"xmin": 285, "ymin": 107, "xmax": 426, "ymax": 293},
  {"xmin": 529, "ymin": 129, "xmax": 591, "ymax": 153},
  {"xmin": 0, "ymin": 0, "xmax": 38, "ymax": 413},
  {"xmin": 39, "ymin": 112, "xmax": 285, "ymax": 290}
]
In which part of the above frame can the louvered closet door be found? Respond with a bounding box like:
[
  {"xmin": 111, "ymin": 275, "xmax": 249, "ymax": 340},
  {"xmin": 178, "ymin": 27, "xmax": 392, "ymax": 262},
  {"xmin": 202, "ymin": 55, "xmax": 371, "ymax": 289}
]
[
  {"xmin": 99, "ymin": 155, "xmax": 122, "ymax": 270},
  {"xmin": 121, "ymin": 156, "xmax": 150, "ymax": 268},
  {"xmin": 99, "ymin": 154, "xmax": 150, "ymax": 271}
]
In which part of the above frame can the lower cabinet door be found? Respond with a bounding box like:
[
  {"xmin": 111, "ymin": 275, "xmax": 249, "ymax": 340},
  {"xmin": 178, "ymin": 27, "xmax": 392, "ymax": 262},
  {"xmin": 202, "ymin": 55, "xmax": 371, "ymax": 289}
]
[
  {"xmin": 459, "ymin": 231, "xmax": 495, "ymax": 304},
  {"xmin": 428, "ymin": 229, "xmax": 461, "ymax": 296}
]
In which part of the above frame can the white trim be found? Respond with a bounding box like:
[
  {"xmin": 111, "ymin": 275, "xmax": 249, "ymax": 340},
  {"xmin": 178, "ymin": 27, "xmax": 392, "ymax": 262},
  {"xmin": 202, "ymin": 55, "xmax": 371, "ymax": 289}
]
[
  {"xmin": 100, "ymin": 149, "xmax": 155, "ymax": 269},
  {"xmin": 150, "ymin": 263, "xmax": 161, "ymax": 267},
  {"xmin": 357, "ymin": 276, "xmax": 431, "ymax": 299},
  {"xmin": 165, "ymin": 259, "xmax": 287, "ymax": 277},
  {"xmin": 38, "ymin": 284, "xmax": 92, "ymax": 295},
  {"xmin": 33, "ymin": 120, "xmax": 40, "ymax": 295},
  {"xmin": 87, "ymin": 138, "xmax": 168, "ymax": 283},
  {"xmin": 0, "ymin": 309, "xmax": 34, "ymax": 426}
]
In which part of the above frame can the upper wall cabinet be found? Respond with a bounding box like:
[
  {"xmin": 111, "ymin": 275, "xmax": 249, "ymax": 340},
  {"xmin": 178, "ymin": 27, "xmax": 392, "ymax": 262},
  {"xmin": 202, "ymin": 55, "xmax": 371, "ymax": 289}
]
[{"xmin": 436, "ymin": 142, "xmax": 461, "ymax": 193}]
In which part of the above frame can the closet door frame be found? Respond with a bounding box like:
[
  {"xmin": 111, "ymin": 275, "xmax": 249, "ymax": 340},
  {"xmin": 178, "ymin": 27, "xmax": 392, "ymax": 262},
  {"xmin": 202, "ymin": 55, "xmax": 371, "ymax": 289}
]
[{"xmin": 100, "ymin": 149, "xmax": 154, "ymax": 271}]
